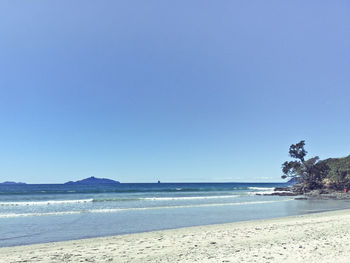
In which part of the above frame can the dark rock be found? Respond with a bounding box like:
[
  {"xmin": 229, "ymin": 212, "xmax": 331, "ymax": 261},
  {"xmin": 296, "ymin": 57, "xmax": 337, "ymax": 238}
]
[
  {"xmin": 305, "ymin": 191, "xmax": 350, "ymax": 200},
  {"xmin": 262, "ymin": 192, "xmax": 299, "ymax": 196},
  {"xmin": 274, "ymin": 187, "xmax": 292, "ymax": 191}
]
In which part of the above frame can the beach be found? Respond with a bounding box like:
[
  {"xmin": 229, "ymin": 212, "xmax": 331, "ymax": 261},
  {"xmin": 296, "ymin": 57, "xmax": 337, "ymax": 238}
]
[{"xmin": 1, "ymin": 209, "xmax": 350, "ymax": 263}]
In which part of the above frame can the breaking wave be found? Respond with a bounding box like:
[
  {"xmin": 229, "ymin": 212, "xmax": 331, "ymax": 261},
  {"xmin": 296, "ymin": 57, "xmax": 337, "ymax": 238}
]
[
  {"xmin": 0, "ymin": 199, "xmax": 291, "ymax": 218},
  {"xmin": 0, "ymin": 199, "xmax": 93, "ymax": 206}
]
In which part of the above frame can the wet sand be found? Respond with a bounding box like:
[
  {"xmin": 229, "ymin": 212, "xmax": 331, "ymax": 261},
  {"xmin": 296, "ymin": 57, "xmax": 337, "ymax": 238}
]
[{"xmin": 1, "ymin": 209, "xmax": 350, "ymax": 262}]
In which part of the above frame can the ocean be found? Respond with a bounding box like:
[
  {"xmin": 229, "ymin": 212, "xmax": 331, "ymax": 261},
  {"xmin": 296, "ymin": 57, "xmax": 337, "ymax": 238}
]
[{"xmin": 1, "ymin": 182, "xmax": 350, "ymax": 247}]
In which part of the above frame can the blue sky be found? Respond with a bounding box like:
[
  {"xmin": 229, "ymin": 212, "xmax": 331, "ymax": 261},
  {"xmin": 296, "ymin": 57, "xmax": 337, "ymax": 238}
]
[{"xmin": 0, "ymin": 1, "xmax": 349, "ymax": 183}]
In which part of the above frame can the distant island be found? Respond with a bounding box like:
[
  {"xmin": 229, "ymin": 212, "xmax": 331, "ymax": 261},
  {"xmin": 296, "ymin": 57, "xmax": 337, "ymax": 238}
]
[
  {"xmin": 64, "ymin": 176, "xmax": 120, "ymax": 185},
  {"xmin": 286, "ymin": 178, "xmax": 297, "ymax": 185},
  {"xmin": 0, "ymin": 181, "xmax": 26, "ymax": 185}
]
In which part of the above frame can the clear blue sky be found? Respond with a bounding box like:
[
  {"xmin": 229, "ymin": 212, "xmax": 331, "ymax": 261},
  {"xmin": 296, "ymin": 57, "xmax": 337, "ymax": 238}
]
[{"xmin": 0, "ymin": 1, "xmax": 349, "ymax": 183}]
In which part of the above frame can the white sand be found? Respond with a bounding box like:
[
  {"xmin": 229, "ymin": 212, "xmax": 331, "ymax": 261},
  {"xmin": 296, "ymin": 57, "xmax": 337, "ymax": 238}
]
[{"xmin": 1, "ymin": 209, "xmax": 350, "ymax": 263}]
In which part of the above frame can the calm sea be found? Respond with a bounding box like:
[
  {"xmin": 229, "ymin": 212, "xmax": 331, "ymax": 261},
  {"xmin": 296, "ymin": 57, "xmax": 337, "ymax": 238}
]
[{"xmin": 1, "ymin": 182, "xmax": 350, "ymax": 247}]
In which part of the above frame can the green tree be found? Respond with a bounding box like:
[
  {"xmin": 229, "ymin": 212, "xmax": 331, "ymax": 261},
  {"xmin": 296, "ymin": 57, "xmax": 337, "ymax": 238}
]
[
  {"xmin": 282, "ymin": 140, "xmax": 328, "ymax": 191},
  {"xmin": 323, "ymin": 156, "xmax": 350, "ymax": 190}
]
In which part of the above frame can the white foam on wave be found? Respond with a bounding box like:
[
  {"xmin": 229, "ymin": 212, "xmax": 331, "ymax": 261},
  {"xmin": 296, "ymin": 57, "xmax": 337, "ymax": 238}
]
[
  {"xmin": 247, "ymin": 191, "xmax": 275, "ymax": 195},
  {"xmin": 143, "ymin": 195, "xmax": 239, "ymax": 201},
  {"xmin": 0, "ymin": 199, "xmax": 93, "ymax": 206},
  {"xmin": 247, "ymin": 190, "xmax": 292, "ymax": 196},
  {"xmin": 0, "ymin": 211, "xmax": 82, "ymax": 218},
  {"xmin": 0, "ymin": 199, "xmax": 291, "ymax": 218},
  {"xmin": 248, "ymin": 187, "xmax": 275, "ymax": 191}
]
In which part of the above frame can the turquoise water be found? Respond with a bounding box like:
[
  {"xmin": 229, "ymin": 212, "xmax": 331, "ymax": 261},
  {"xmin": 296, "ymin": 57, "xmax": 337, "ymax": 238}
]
[{"xmin": 1, "ymin": 182, "xmax": 350, "ymax": 247}]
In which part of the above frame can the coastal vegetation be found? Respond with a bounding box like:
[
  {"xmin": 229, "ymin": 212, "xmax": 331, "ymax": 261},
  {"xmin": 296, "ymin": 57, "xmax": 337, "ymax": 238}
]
[{"xmin": 282, "ymin": 141, "xmax": 350, "ymax": 193}]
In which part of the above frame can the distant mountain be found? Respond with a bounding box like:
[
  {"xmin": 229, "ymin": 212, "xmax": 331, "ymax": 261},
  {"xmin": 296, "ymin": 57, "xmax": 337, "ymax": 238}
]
[
  {"xmin": 0, "ymin": 181, "xmax": 26, "ymax": 185},
  {"xmin": 287, "ymin": 178, "xmax": 297, "ymax": 185},
  {"xmin": 64, "ymin": 176, "xmax": 120, "ymax": 185}
]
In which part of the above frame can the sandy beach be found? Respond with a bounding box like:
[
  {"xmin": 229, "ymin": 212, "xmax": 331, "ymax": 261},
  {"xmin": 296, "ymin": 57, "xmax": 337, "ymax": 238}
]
[{"xmin": 1, "ymin": 209, "xmax": 350, "ymax": 263}]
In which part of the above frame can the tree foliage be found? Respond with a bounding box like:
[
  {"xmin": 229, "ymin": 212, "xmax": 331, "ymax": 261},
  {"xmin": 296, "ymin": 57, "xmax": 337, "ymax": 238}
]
[
  {"xmin": 282, "ymin": 140, "xmax": 328, "ymax": 191},
  {"xmin": 282, "ymin": 141, "xmax": 350, "ymax": 191},
  {"xmin": 322, "ymin": 156, "xmax": 350, "ymax": 190},
  {"xmin": 288, "ymin": 140, "xmax": 307, "ymax": 162}
]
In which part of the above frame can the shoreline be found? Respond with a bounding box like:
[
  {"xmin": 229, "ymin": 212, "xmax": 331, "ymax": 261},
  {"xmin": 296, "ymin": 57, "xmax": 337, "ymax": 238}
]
[{"xmin": 1, "ymin": 209, "xmax": 350, "ymax": 262}]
